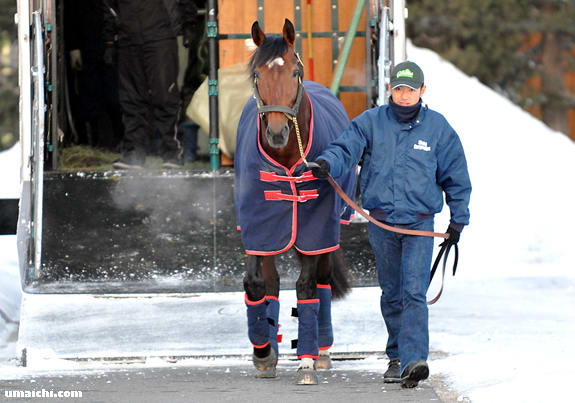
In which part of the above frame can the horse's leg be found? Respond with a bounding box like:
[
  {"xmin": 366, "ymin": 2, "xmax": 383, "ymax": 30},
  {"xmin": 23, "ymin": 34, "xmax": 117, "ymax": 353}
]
[
  {"xmin": 261, "ymin": 256, "xmax": 281, "ymax": 359},
  {"xmin": 315, "ymin": 252, "xmax": 333, "ymax": 370},
  {"xmin": 244, "ymin": 255, "xmax": 278, "ymax": 378},
  {"xmin": 294, "ymin": 251, "xmax": 320, "ymax": 385}
]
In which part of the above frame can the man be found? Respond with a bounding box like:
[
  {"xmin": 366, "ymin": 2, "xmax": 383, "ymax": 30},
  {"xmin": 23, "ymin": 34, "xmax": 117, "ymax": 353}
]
[
  {"xmin": 103, "ymin": 0, "xmax": 199, "ymax": 169},
  {"xmin": 65, "ymin": 0, "xmax": 123, "ymax": 151},
  {"xmin": 311, "ymin": 61, "xmax": 471, "ymax": 388}
]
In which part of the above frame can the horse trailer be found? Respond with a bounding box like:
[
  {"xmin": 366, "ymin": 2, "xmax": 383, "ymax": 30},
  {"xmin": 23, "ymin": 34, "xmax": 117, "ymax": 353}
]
[{"xmin": 14, "ymin": 0, "xmax": 406, "ymax": 365}]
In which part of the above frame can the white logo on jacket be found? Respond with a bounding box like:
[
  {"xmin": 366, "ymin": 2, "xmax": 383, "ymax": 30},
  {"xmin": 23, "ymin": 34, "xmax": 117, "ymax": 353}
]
[{"xmin": 413, "ymin": 140, "xmax": 431, "ymax": 152}]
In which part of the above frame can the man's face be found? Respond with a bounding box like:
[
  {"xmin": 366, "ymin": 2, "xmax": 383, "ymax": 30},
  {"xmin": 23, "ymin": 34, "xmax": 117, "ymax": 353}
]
[{"xmin": 389, "ymin": 84, "xmax": 426, "ymax": 106}]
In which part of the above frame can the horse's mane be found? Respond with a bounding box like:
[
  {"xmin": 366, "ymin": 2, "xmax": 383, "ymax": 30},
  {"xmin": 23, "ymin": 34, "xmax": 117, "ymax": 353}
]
[{"xmin": 248, "ymin": 36, "xmax": 304, "ymax": 79}]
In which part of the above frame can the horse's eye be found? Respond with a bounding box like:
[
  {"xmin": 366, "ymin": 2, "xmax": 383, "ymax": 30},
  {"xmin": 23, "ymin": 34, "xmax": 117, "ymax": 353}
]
[
  {"xmin": 292, "ymin": 70, "xmax": 300, "ymax": 78},
  {"xmin": 254, "ymin": 72, "xmax": 259, "ymax": 79}
]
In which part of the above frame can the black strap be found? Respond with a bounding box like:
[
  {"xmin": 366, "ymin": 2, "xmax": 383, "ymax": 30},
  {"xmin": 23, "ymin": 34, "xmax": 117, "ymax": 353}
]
[{"xmin": 428, "ymin": 242, "xmax": 459, "ymax": 305}]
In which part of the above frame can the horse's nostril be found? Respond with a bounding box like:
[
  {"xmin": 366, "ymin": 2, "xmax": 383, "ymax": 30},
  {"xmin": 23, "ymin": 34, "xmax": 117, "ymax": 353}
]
[{"xmin": 266, "ymin": 125, "xmax": 289, "ymax": 148}]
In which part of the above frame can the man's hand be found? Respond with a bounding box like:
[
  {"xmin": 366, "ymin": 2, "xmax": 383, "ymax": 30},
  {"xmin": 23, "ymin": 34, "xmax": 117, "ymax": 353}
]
[
  {"xmin": 310, "ymin": 159, "xmax": 330, "ymax": 179},
  {"xmin": 69, "ymin": 49, "xmax": 83, "ymax": 71},
  {"xmin": 182, "ymin": 23, "xmax": 195, "ymax": 48},
  {"xmin": 445, "ymin": 225, "xmax": 461, "ymax": 246}
]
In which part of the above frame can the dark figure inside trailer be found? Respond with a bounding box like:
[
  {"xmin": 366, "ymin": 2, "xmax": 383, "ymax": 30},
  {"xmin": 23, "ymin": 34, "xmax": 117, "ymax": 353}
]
[{"xmin": 235, "ymin": 19, "xmax": 357, "ymax": 384}]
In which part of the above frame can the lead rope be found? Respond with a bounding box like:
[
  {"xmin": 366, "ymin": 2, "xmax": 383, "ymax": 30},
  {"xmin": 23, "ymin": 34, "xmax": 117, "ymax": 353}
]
[{"xmin": 290, "ymin": 114, "xmax": 454, "ymax": 304}]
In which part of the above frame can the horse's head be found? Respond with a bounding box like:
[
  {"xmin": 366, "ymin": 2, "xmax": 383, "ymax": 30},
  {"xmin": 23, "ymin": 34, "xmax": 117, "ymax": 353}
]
[{"xmin": 250, "ymin": 19, "xmax": 304, "ymax": 149}]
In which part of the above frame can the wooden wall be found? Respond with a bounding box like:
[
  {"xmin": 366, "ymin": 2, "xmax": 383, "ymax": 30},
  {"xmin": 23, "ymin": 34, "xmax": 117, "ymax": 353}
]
[{"xmin": 218, "ymin": 0, "xmax": 369, "ymax": 120}]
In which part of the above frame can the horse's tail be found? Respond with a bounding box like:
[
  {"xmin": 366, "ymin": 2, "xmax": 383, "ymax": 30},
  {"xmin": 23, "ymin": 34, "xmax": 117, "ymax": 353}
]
[{"xmin": 329, "ymin": 248, "xmax": 352, "ymax": 300}]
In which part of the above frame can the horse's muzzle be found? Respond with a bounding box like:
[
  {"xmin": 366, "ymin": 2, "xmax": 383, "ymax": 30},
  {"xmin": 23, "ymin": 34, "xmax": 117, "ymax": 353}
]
[{"xmin": 266, "ymin": 124, "xmax": 290, "ymax": 148}]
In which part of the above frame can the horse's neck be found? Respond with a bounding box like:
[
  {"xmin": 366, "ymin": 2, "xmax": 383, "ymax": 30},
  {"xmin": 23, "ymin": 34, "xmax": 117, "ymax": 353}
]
[{"xmin": 263, "ymin": 91, "xmax": 311, "ymax": 169}]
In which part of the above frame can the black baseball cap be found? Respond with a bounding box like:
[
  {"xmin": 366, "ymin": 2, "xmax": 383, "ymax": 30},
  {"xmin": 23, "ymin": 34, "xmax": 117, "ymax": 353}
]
[{"xmin": 390, "ymin": 61, "xmax": 424, "ymax": 90}]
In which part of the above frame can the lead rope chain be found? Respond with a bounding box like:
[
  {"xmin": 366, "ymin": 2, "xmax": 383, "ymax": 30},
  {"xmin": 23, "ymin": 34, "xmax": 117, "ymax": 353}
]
[{"xmin": 289, "ymin": 114, "xmax": 308, "ymax": 167}]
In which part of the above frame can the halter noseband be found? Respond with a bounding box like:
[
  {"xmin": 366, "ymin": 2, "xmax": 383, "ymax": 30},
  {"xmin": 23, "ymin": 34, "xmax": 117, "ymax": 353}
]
[{"xmin": 252, "ymin": 52, "xmax": 305, "ymax": 119}]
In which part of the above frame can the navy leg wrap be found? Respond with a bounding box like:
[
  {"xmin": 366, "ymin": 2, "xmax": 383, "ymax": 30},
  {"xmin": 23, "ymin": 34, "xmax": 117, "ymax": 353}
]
[
  {"xmin": 317, "ymin": 285, "xmax": 333, "ymax": 350},
  {"xmin": 266, "ymin": 297, "xmax": 280, "ymax": 356},
  {"xmin": 296, "ymin": 300, "xmax": 320, "ymax": 358},
  {"xmin": 245, "ymin": 295, "xmax": 269, "ymax": 348}
]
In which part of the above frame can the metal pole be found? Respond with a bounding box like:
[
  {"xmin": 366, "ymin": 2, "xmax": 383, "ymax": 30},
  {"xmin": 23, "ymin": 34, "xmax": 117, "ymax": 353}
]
[
  {"xmin": 329, "ymin": 0, "xmax": 367, "ymax": 96},
  {"xmin": 306, "ymin": 0, "xmax": 314, "ymax": 81},
  {"xmin": 378, "ymin": 5, "xmax": 391, "ymax": 105},
  {"xmin": 32, "ymin": 11, "xmax": 46, "ymax": 280},
  {"xmin": 364, "ymin": 0, "xmax": 372, "ymax": 108},
  {"xmin": 50, "ymin": 0, "xmax": 59, "ymax": 169},
  {"xmin": 207, "ymin": 0, "xmax": 220, "ymax": 171},
  {"xmin": 17, "ymin": 0, "xmax": 32, "ymax": 183},
  {"xmin": 392, "ymin": 0, "xmax": 406, "ymax": 63}
]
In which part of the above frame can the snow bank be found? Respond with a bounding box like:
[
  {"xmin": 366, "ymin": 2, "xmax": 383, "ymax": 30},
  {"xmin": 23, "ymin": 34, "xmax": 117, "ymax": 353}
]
[
  {"xmin": 409, "ymin": 43, "xmax": 575, "ymax": 279},
  {"xmin": 0, "ymin": 143, "xmax": 21, "ymax": 199}
]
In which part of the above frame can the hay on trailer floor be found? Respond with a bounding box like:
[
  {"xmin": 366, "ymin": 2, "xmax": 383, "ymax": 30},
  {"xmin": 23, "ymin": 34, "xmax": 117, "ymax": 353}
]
[{"xmin": 57, "ymin": 145, "xmax": 212, "ymax": 170}]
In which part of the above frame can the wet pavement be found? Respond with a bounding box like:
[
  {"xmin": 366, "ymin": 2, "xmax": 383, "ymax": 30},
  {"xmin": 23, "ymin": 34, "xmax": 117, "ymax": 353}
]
[{"xmin": 0, "ymin": 359, "xmax": 444, "ymax": 403}]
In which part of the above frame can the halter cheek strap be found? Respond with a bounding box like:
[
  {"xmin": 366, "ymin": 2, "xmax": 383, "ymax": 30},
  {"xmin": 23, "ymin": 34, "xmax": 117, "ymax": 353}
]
[{"xmin": 253, "ymin": 76, "xmax": 304, "ymax": 118}]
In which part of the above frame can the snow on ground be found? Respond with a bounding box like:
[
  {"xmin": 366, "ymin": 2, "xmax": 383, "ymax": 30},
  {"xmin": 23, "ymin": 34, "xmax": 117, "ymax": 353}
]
[
  {"xmin": 0, "ymin": 235, "xmax": 20, "ymax": 362},
  {"xmin": 0, "ymin": 142, "xmax": 20, "ymax": 199},
  {"xmin": 1, "ymin": 43, "xmax": 575, "ymax": 403}
]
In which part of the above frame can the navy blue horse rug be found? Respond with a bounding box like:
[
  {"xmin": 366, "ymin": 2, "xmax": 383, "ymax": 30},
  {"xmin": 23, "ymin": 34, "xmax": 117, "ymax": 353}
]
[{"xmin": 234, "ymin": 81, "xmax": 357, "ymax": 255}]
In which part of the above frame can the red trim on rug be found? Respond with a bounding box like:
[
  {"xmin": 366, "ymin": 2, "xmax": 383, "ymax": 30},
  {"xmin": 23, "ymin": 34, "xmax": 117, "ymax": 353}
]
[
  {"xmin": 265, "ymin": 295, "xmax": 279, "ymax": 301},
  {"xmin": 316, "ymin": 284, "xmax": 332, "ymax": 290},
  {"xmin": 252, "ymin": 341, "xmax": 270, "ymax": 349},
  {"xmin": 264, "ymin": 189, "xmax": 318, "ymax": 202},
  {"xmin": 260, "ymin": 170, "xmax": 316, "ymax": 183},
  {"xmin": 288, "ymin": 92, "xmax": 314, "ymax": 175},
  {"xmin": 318, "ymin": 345, "xmax": 333, "ymax": 351},
  {"xmin": 295, "ymin": 244, "xmax": 340, "ymax": 256}
]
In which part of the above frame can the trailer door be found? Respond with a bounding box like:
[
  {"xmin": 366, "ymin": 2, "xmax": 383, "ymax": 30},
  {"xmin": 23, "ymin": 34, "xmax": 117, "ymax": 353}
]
[{"xmin": 17, "ymin": 1, "xmax": 47, "ymax": 285}]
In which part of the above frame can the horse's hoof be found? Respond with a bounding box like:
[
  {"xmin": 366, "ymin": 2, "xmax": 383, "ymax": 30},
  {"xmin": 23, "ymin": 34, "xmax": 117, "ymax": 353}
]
[
  {"xmin": 296, "ymin": 368, "xmax": 319, "ymax": 385},
  {"xmin": 314, "ymin": 354, "xmax": 332, "ymax": 370},
  {"xmin": 253, "ymin": 348, "xmax": 277, "ymax": 378},
  {"xmin": 255, "ymin": 367, "xmax": 277, "ymax": 379}
]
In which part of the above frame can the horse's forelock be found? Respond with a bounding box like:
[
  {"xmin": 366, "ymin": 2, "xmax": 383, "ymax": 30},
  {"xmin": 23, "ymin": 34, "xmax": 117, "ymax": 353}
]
[{"xmin": 249, "ymin": 36, "xmax": 290, "ymax": 76}]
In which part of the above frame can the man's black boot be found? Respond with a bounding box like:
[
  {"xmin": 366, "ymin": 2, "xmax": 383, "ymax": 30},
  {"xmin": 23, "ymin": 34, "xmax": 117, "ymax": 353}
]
[
  {"xmin": 401, "ymin": 360, "xmax": 429, "ymax": 388},
  {"xmin": 383, "ymin": 358, "xmax": 401, "ymax": 383}
]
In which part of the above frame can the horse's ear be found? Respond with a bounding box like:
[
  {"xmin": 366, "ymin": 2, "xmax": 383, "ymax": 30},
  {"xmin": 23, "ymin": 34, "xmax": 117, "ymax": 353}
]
[
  {"xmin": 282, "ymin": 19, "xmax": 295, "ymax": 47},
  {"xmin": 251, "ymin": 21, "xmax": 266, "ymax": 47}
]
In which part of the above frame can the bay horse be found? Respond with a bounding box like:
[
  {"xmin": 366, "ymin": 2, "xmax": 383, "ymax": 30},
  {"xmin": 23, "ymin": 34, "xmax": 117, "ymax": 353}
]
[{"xmin": 234, "ymin": 19, "xmax": 357, "ymax": 385}]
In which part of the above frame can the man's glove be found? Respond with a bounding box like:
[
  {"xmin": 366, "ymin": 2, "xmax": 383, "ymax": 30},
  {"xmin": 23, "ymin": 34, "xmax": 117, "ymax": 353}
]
[
  {"xmin": 182, "ymin": 23, "xmax": 195, "ymax": 48},
  {"xmin": 445, "ymin": 225, "xmax": 461, "ymax": 246},
  {"xmin": 69, "ymin": 49, "xmax": 83, "ymax": 71},
  {"xmin": 311, "ymin": 159, "xmax": 330, "ymax": 179},
  {"xmin": 103, "ymin": 44, "xmax": 117, "ymax": 66}
]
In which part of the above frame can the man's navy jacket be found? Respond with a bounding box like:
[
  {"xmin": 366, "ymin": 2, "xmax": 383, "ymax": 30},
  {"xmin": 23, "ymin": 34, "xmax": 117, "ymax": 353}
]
[
  {"xmin": 234, "ymin": 81, "xmax": 357, "ymax": 255},
  {"xmin": 318, "ymin": 103, "xmax": 471, "ymax": 227}
]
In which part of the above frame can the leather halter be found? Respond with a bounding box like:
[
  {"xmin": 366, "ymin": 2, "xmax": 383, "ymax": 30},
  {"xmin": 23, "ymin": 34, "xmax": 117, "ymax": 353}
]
[{"xmin": 252, "ymin": 52, "xmax": 305, "ymax": 119}]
